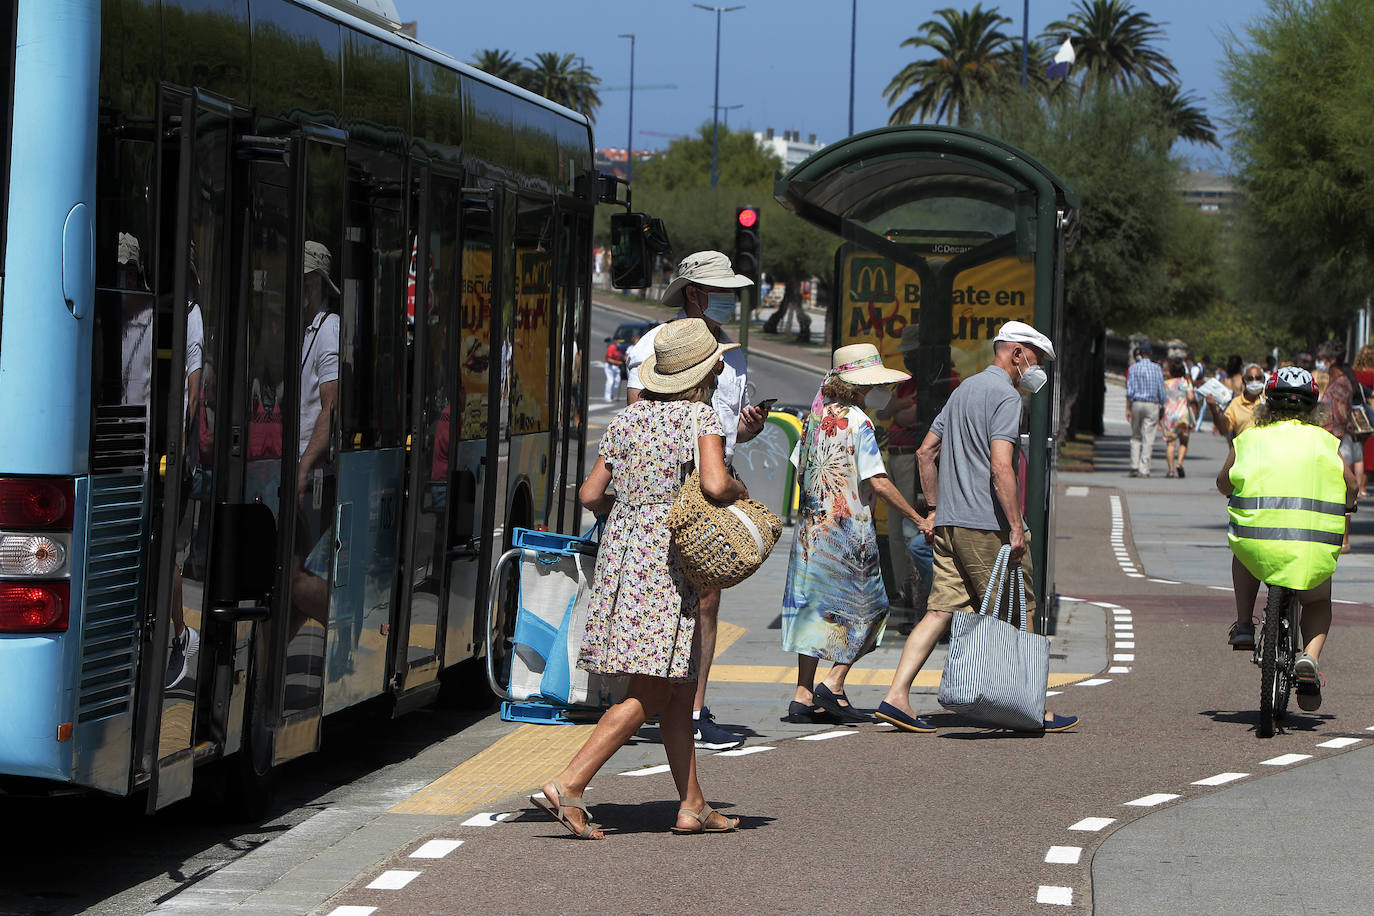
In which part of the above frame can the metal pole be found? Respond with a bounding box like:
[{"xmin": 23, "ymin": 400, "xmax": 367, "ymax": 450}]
[
  {"xmin": 695, "ymin": 5, "xmax": 743, "ymax": 189},
  {"xmin": 1021, "ymin": 0, "xmax": 1029, "ymax": 89},
  {"xmin": 619, "ymin": 33, "xmax": 636, "ymax": 182},
  {"xmin": 711, "ymin": 9, "xmax": 721, "ymax": 188},
  {"xmin": 849, "ymin": 0, "xmax": 856, "ymax": 135}
]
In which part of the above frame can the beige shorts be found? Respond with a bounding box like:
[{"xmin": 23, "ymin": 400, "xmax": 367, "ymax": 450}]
[{"xmin": 928, "ymin": 526, "xmax": 1037, "ymax": 623}]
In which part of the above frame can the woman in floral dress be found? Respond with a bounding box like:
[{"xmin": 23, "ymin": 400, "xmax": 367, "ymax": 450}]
[
  {"xmin": 781, "ymin": 344, "xmax": 931, "ymax": 724},
  {"xmin": 535, "ymin": 319, "xmax": 748, "ymax": 839},
  {"xmin": 1161, "ymin": 357, "xmax": 1197, "ymax": 478}
]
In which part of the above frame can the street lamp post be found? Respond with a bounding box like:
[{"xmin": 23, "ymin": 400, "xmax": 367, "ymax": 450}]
[
  {"xmin": 618, "ymin": 33, "xmax": 635, "ymax": 183},
  {"xmin": 848, "ymin": 0, "xmax": 856, "ymax": 136},
  {"xmin": 717, "ymin": 103, "xmax": 742, "ymax": 129},
  {"xmin": 693, "ymin": 4, "xmax": 743, "ymax": 189}
]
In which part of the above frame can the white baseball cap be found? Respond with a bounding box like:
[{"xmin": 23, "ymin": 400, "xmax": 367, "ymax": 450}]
[
  {"xmin": 661, "ymin": 250, "xmax": 752, "ymax": 310},
  {"xmin": 993, "ymin": 320, "xmax": 1056, "ymax": 360}
]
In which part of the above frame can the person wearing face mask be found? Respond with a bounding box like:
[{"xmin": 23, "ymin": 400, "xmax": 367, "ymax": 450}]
[
  {"xmin": 1124, "ymin": 340, "xmax": 1167, "ymax": 478},
  {"xmin": 874, "ymin": 321, "xmax": 1078, "ymax": 734},
  {"xmin": 624, "ymin": 251, "xmax": 768, "ymax": 749},
  {"xmin": 1207, "ymin": 362, "xmax": 1266, "ymax": 440}
]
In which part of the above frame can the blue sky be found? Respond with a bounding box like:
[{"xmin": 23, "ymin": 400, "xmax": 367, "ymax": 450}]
[{"xmin": 398, "ymin": 0, "xmax": 1271, "ymax": 170}]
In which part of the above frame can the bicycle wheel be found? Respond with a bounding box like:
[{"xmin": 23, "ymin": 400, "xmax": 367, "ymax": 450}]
[
  {"xmin": 1274, "ymin": 590, "xmax": 1300, "ymax": 720},
  {"xmin": 1258, "ymin": 584, "xmax": 1289, "ymax": 738}
]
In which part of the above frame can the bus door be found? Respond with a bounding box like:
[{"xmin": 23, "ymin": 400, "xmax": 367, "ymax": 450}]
[
  {"xmin": 133, "ymin": 88, "xmax": 242, "ymax": 811},
  {"xmin": 449, "ymin": 188, "xmax": 507, "ymax": 673},
  {"xmin": 388, "ymin": 162, "xmax": 449, "ymax": 701},
  {"xmin": 241, "ymin": 124, "xmax": 347, "ymax": 766}
]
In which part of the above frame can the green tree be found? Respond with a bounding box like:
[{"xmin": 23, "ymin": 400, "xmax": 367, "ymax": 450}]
[
  {"xmin": 1149, "ymin": 82, "xmax": 1220, "ymax": 149},
  {"xmin": 469, "ymin": 48, "xmax": 525, "ymax": 85},
  {"xmin": 884, "ymin": 4, "xmax": 1021, "ymax": 126},
  {"xmin": 600, "ymin": 125, "xmax": 837, "ymax": 300},
  {"xmin": 1042, "ymin": 0, "xmax": 1178, "ymax": 89},
  {"xmin": 973, "ymin": 87, "xmax": 1188, "ymax": 436},
  {"xmin": 522, "ymin": 52, "xmax": 601, "ymax": 123},
  {"xmin": 1223, "ymin": 0, "xmax": 1374, "ymax": 342}
]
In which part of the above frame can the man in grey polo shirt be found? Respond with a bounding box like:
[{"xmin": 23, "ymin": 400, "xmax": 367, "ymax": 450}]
[{"xmin": 873, "ymin": 321, "xmax": 1079, "ymax": 734}]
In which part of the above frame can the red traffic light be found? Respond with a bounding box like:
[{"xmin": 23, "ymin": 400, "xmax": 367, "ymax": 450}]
[{"xmin": 736, "ymin": 207, "xmax": 758, "ymax": 229}]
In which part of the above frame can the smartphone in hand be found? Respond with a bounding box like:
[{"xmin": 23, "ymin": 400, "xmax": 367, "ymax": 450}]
[{"xmin": 755, "ymin": 398, "xmax": 778, "ymax": 413}]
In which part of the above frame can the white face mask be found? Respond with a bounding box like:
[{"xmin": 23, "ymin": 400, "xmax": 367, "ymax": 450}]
[
  {"xmin": 865, "ymin": 386, "xmax": 892, "ymax": 410},
  {"xmin": 703, "ymin": 292, "xmax": 736, "ymax": 324},
  {"xmin": 1019, "ymin": 364, "xmax": 1048, "ymax": 394},
  {"xmin": 1245, "ymin": 380, "xmax": 1265, "ymax": 396},
  {"xmin": 1315, "ymin": 360, "xmax": 1329, "ymax": 372}
]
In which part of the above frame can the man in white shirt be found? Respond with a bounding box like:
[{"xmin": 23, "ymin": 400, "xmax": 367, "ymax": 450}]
[{"xmin": 624, "ymin": 250, "xmax": 767, "ymax": 749}]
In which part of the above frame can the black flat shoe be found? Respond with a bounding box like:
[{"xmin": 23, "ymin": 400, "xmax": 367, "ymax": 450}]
[
  {"xmin": 812, "ymin": 683, "xmax": 874, "ymax": 724},
  {"xmin": 781, "ymin": 700, "xmax": 833, "ymax": 723}
]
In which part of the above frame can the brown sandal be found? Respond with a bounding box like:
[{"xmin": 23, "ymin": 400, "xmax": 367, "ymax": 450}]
[
  {"xmin": 670, "ymin": 803, "xmax": 739, "ymax": 834},
  {"xmin": 532, "ymin": 779, "xmax": 602, "ymax": 840}
]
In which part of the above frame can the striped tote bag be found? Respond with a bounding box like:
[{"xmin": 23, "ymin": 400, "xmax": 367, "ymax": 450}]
[{"xmin": 937, "ymin": 545, "xmax": 1049, "ymax": 730}]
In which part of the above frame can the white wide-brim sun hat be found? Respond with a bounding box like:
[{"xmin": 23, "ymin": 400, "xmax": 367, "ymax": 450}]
[
  {"xmin": 638, "ymin": 318, "xmax": 739, "ymax": 394},
  {"xmin": 661, "ymin": 250, "xmax": 753, "ymax": 310},
  {"xmin": 831, "ymin": 343, "xmax": 910, "ymax": 386}
]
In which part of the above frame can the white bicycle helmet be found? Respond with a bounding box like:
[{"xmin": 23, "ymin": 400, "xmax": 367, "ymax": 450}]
[{"xmin": 1265, "ymin": 365, "xmax": 1319, "ymax": 406}]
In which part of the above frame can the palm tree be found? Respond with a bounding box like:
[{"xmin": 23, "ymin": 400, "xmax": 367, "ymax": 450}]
[
  {"xmin": 469, "ymin": 48, "xmax": 526, "ymax": 86},
  {"xmin": 1042, "ymin": 0, "xmax": 1178, "ymax": 89},
  {"xmin": 523, "ymin": 52, "xmax": 602, "ymax": 124},
  {"xmin": 884, "ymin": 4, "xmax": 1020, "ymax": 126},
  {"xmin": 1151, "ymin": 83, "xmax": 1220, "ymax": 148}
]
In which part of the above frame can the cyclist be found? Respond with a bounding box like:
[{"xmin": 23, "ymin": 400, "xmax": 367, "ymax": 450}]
[{"xmin": 1216, "ymin": 366, "xmax": 1357, "ymax": 710}]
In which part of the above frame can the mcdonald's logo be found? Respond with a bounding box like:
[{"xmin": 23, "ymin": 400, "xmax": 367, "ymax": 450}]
[{"xmin": 849, "ymin": 258, "xmax": 895, "ymax": 303}]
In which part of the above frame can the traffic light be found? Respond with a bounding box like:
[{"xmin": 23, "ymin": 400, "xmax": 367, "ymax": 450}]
[{"xmin": 734, "ymin": 206, "xmax": 761, "ymax": 281}]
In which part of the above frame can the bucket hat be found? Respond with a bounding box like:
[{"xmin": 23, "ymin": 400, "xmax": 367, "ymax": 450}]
[
  {"xmin": 897, "ymin": 324, "xmax": 921, "ymax": 353},
  {"xmin": 662, "ymin": 250, "xmax": 753, "ymax": 310},
  {"xmin": 830, "ymin": 343, "xmax": 911, "ymax": 386},
  {"xmin": 638, "ymin": 318, "xmax": 739, "ymax": 394},
  {"xmin": 993, "ymin": 320, "xmax": 1056, "ymax": 360},
  {"xmin": 304, "ymin": 240, "xmax": 342, "ymax": 296}
]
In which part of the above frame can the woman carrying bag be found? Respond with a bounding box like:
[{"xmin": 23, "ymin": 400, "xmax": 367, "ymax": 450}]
[
  {"xmin": 780, "ymin": 344, "xmax": 933, "ymax": 724},
  {"xmin": 534, "ymin": 319, "xmax": 746, "ymax": 839}
]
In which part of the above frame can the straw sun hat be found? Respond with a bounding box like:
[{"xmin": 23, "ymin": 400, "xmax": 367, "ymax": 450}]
[
  {"xmin": 661, "ymin": 250, "xmax": 753, "ymax": 310},
  {"xmin": 829, "ymin": 343, "xmax": 910, "ymax": 386},
  {"xmin": 638, "ymin": 318, "xmax": 739, "ymax": 394}
]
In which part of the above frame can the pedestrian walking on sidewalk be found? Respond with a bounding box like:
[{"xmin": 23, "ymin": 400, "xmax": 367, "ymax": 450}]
[
  {"xmin": 1317, "ymin": 341, "xmax": 1359, "ymax": 553},
  {"xmin": 874, "ymin": 321, "xmax": 1078, "ymax": 734},
  {"xmin": 535, "ymin": 319, "xmax": 747, "ymax": 839},
  {"xmin": 624, "ymin": 251, "xmax": 767, "ymax": 749},
  {"xmin": 1207, "ymin": 363, "xmax": 1265, "ymax": 440},
  {"xmin": 602, "ymin": 337, "xmax": 624, "ymax": 402},
  {"xmin": 780, "ymin": 344, "xmax": 931, "ymax": 725},
  {"xmin": 1126, "ymin": 341, "xmax": 1167, "ymax": 477},
  {"xmin": 1162, "ymin": 357, "xmax": 1197, "ymax": 478}
]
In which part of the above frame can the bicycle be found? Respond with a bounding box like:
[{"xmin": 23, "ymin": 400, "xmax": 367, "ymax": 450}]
[{"xmin": 1253, "ymin": 582, "xmax": 1302, "ymax": 739}]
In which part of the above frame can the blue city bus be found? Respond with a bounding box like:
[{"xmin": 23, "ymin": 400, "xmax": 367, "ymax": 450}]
[{"xmin": 0, "ymin": 0, "xmax": 602, "ymax": 811}]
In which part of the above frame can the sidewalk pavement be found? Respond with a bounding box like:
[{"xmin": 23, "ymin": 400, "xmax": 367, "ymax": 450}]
[{"xmin": 1069, "ymin": 379, "xmax": 1374, "ymax": 915}]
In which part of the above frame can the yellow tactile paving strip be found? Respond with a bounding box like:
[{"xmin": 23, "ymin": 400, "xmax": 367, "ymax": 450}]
[{"xmin": 389, "ymin": 722, "xmax": 595, "ymax": 815}]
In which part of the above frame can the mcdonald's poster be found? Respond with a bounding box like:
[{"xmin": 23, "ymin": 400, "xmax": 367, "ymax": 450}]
[
  {"xmin": 460, "ymin": 243, "xmax": 493, "ymax": 440},
  {"xmin": 839, "ymin": 247, "xmax": 1035, "ymax": 380},
  {"xmin": 511, "ymin": 247, "xmax": 553, "ymax": 433}
]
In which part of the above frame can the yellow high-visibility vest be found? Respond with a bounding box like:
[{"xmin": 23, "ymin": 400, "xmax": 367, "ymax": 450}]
[{"xmin": 1227, "ymin": 420, "xmax": 1346, "ymax": 590}]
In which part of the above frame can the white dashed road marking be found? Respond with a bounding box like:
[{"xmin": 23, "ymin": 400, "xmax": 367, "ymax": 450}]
[
  {"xmin": 1124, "ymin": 793, "xmax": 1180, "ymax": 807},
  {"xmin": 366, "ymin": 870, "xmax": 421, "ymax": 890},
  {"xmin": 460, "ymin": 812, "xmax": 514, "ymax": 827},
  {"xmin": 798, "ymin": 730, "xmax": 858, "ymax": 742},
  {"xmin": 1077, "ymin": 678, "xmax": 1112, "ymax": 687},
  {"xmin": 619, "ymin": 764, "xmax": 672, "ymax": 776},
  {"xmin": 327, "ymin": 908, "xmax": 377, "ymax": 916},
  {"xmin": 1037, "ymin": 886, "xmax": 1073, "ymax": 906},
  {"xmin": 1261, "ymin": 753, "xmax": 1313, "ymax": 766},
  {"xmin": 1044, "ymin": 846, "xmax": 1082, "ymax": 864},
  {"xmin": 410, "ymin": 839, "xmax": 463, "ymax": 858},
  {"xmin": 1193, "ymin": 772, "xmax": 1248, "ymax": 786},
  {"xmin": 715, "ymin": 745, "xmax": 776, "ymax": 757},
  {"xmin": 1068, "ymin": 817, "xmax": 1116, "ymax": 832},
  {"xmin": 1316, "ymin": 737, "xmax": 1363, "ymax": 749}
]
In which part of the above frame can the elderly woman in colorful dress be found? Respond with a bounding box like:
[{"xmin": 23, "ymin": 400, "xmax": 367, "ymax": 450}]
[
  {"xmin": 781, "ymin": 343, "xmax": 933, "ymax": 724},
  {"xmin": 534, "ymin": 318, "xmax": 745, "ymax": 839}
]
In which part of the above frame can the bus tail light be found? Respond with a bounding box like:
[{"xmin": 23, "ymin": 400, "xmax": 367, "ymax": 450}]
[
  {"xmin": 0, "ymin": 582, "xmax": 70, "ymax": 632},
  {"xmin": 0, "ymin": 478, "xmax": 75, "ymax": 528}
]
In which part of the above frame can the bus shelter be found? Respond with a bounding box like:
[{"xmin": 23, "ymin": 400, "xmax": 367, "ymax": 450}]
[{"xmin": 774, "ymin": 126, "xmax": 1079, "ymax": 626}]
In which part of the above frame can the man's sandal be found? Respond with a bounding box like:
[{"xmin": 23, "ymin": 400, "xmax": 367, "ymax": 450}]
[
  {"xmin": 669, "ymin": 803, "xmax": 740, "ymax": 835},
  {"xmin": 531, "ymin": 779, "xmax": 602, "ymax": 840}
]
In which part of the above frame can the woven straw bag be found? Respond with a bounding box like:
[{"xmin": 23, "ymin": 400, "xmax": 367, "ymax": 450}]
[{"xmin": 668, "ymin": 403, "xmax": 782, "ymax": 589}]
